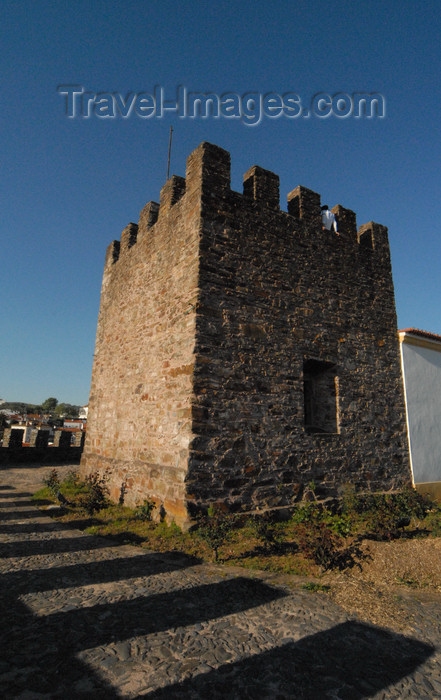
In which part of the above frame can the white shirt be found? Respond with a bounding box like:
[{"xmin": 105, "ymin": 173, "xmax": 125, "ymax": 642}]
[{"xmin": 321, "ymin": 209, "xmax": 338, "ymax": 233}]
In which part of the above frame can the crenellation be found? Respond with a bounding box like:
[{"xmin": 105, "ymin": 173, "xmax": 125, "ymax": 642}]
[
  {"xmin": 357, "ymin": 222, "xmax": 391, "ymax": 262},
  {"xmin": 29, "ymin": 429, "xmax": 49, "ymax": 448},
  {"xmin": 54, "ymin": 430, "xmax": 72, "ymax": 448},
  {"xmin": 0, "ymin": 426, "xmax": 84, "ymax": 465},
  {"xmin": 120, "ymin": 222, "xmax": 139, "ymax": 251},
  {"xmin": 358, "ymin": 222, "xmax": 375, "ymax": 249},
  {"xmin": 105, "ymin": 240, "xmax": 121, "ymax": 266},
  {"xmin": 185, "ymin": 142, "xmax": 231, "ymax": 198},
  {"xmin": 2, "ymin": 428, "xmax": 24, "ymax": 448},
  {"xmin": 243, "ymin": 165, "xmax": 280, "ymax": 210},
  {"xmin": 287, "ymin": 185, "xmax": 321, "ymax": 226},
  {"xmin": 72, "ymin": 431, "xmax": 86, "ymax": 448},
  {"xmin": 138, "ymin": 201, "xmax": 159, "ymax": 234},
  {"xmin": 331, "ymin": 205, "xmax": 357, "ymax": 239},
  {"xmin": 159, "ymin": 175, "xmax": 186, "ymax": 213}
]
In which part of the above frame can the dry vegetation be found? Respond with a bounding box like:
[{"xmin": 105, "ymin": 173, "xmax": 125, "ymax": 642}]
[{"xmin": 34, "ymin": 469, "xmax": 441, "ymax": 633}]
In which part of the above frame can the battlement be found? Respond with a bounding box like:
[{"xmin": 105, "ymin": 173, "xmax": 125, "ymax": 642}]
[
  {"xmin": 107, "ymin": 141, "xmax": 387, "ymax": 266},
  {"xmin": 0, "ymin": 428, "xmax": 85, "ymax": 466}
]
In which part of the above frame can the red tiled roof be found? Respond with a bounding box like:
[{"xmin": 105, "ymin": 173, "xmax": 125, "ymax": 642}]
[{"xmin": 399, "ymin": 328, "xmax": 441, "ymax": 342}]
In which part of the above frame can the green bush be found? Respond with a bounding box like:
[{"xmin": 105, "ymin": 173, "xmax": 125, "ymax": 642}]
[
  {"xmin": 291, "ymin": 502, "xmax": 321, "ymax": 525},
  {"xmin": 295, "ymin": 520, "xmax": 343, "ymax": 570},
  {"xmin": 64, "ymin": 470, "xmax": 80, "ymax": 489},
  {"xmin": 393, "ymin": 485, "xmax": 433, "ymax": 520},
  {"xmin": 323, "ymin": 511, "xmax": 353, "ymax": 537},
  {"xmin": 134, "ymin": 498, "xmax": 156, "ymax": 522},
  {"xmin": 78, "ymin": 470, "xmax": 110, "ymax": 515},
  {"xmin": 43, "ymin": 469, "xmax": 60, "ymax": 498},
  {"xmin": 252, "ymin": 513, "xmax": 286, "ymax": 553},
  {"xmin": 291, "ymin": 502, "xmax": 352, "ymax": 538},
  {"xmin": 424, "ymin": 507, "xmax": 441, "ymax": 537},
  {"xmin": 290, "ymin": 502, "xmax": 347, "ymax": 569},
  {"xmin": 197, "ymin": 504, "xmax": 236, "ymax": 562},
  {"xmin": 341, "ymin": 485, "xmax": 434, "ymax": 540}
]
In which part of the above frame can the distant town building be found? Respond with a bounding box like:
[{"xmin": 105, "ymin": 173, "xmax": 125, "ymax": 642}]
[
  {"xmin": 9, "ymin": 415, "xmax": 53, "ymax": 444},
  {"xmin": 64, "ymin": 419, "xmax": 86, "ymax": 431}
]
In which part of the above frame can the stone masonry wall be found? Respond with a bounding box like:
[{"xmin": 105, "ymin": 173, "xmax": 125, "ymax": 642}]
[
  {"xmin": 81, "ymin": 142, "xmax": 411, "ymax": 526},
  {"xmin": 81, "ymin": 146, "xmax": 213, "ymax": 523},
  {"xmin": 186, "ymin": 146, "xmax": 411, "ymax": 515}
]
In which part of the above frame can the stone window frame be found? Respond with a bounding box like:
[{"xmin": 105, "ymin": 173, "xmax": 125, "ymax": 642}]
[{"xmin": 303, "ymin": 358, "xmax": 340, "ymax": 435}]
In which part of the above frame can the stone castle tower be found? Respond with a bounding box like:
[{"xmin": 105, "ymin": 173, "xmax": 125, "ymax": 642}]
[{"xmin": 80, "ymin": 141, "xmax": 411, "ymax": 527}]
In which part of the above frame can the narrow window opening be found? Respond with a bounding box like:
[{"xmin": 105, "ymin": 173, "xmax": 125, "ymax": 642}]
[{"xmin": 303, "ymin": 359, "xmax": 339, "ymax": 434}]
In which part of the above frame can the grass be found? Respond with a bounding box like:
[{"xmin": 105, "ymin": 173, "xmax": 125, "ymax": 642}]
[
  {"xmin": 301, "ymin": 582, "xmax": 331, "ymax": 593},
  {"xmin": 32, "ymin": 471, "xmax": 441, "ymax": 586}
]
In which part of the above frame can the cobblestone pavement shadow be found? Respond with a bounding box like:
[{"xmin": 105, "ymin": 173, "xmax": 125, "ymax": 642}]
[
  {"xmin": 146, "ymin": 621, "xmax": 434, "ymax": 699},
  {"xmin": 1, "ymin": 468, "xmax": 440, "ymax": 699}
]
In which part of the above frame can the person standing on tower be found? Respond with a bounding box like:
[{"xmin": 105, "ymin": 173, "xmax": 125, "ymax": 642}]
[{"xmin": 321, "ymin": 205, "xmax": 339, "ymax": 234}]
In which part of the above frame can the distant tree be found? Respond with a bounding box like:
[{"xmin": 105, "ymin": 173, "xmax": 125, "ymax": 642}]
[
  {"xmin": 42, "ymin": 397, "xmax": 58, "ymax": 413},
  {"xmin": 54, "ymin": 403, "xmax": 79, "ymax": 418},
  {"xmin": 25, "ymin": 404, "xmax": 42, "ymax": 415},
  {"xmin": 3, "ymin": 402, "xmax": 27, "ymax": 414}
]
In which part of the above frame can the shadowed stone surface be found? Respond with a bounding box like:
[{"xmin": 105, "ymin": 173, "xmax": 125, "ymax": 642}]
[{"xmin": 1, "ymin": 465, "xmax": 440, "ymax": 698}]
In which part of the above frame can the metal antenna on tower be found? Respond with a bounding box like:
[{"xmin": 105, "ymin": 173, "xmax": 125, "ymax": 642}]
[{"xmin": 166, "ymin": 126, "xmax": 173, "ymax": 180}]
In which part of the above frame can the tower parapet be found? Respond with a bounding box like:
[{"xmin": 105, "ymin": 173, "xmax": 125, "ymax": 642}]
[
  {"xmin": 358, "ymin": 221, "xmax": 389, "ymax": 252},
  {"xmin": 287, "ymin": 185, "xmax": 321, "ymax": 226},
  {"xmin": 105, "ymin": 239, "xmax": 120, "ymax": 266},
  {"xmin": 108, "ymin": 140, "xmax": 392, "ymax": 268},
  {"xmin": 185, "ymin": 141, "xmax": 231, "ymax": 198},
  {"xmin": 243, "ymin": 165, "xmax": 280, "ymax": 210},
  {"xmin": 332, "ymin": 204, "xmax": 357, "ymax": 239},
  {"xmin": 120, "ymin": 223, "xmax": 138, "ymax": 252},
  {"xmin": 159, "ymin": 175, "xmax": 186, "ymax": 213},
  {"xmin": 139, "ymin": 201, "xmax": 159, "ymax": 235}
]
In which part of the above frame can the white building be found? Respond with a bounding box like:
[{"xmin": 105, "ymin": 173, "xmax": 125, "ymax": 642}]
[{"xmin": 399, "ymin": 328, "xmax": 441, "ymax": 499}]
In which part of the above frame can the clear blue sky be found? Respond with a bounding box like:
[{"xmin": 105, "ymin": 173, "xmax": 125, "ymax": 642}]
[{"xmin": 1, "ymin": 0, "xmax": 440, "ymax": 405}]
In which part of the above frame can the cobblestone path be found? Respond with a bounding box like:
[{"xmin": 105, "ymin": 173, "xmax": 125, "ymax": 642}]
[{"xmin": 1, "ymin": 465, "xmax": 441, "ymax": 699}]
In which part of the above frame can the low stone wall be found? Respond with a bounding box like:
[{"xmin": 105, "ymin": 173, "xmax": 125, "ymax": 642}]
[{"xmin": 0, "ymin": 447, "xmax": 83, "ymax": 466}]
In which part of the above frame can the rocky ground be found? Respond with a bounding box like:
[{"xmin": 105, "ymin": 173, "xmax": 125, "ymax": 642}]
[{"xmin": 1, "ymin": 463, "xmax": 441, "ymax": 699}]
